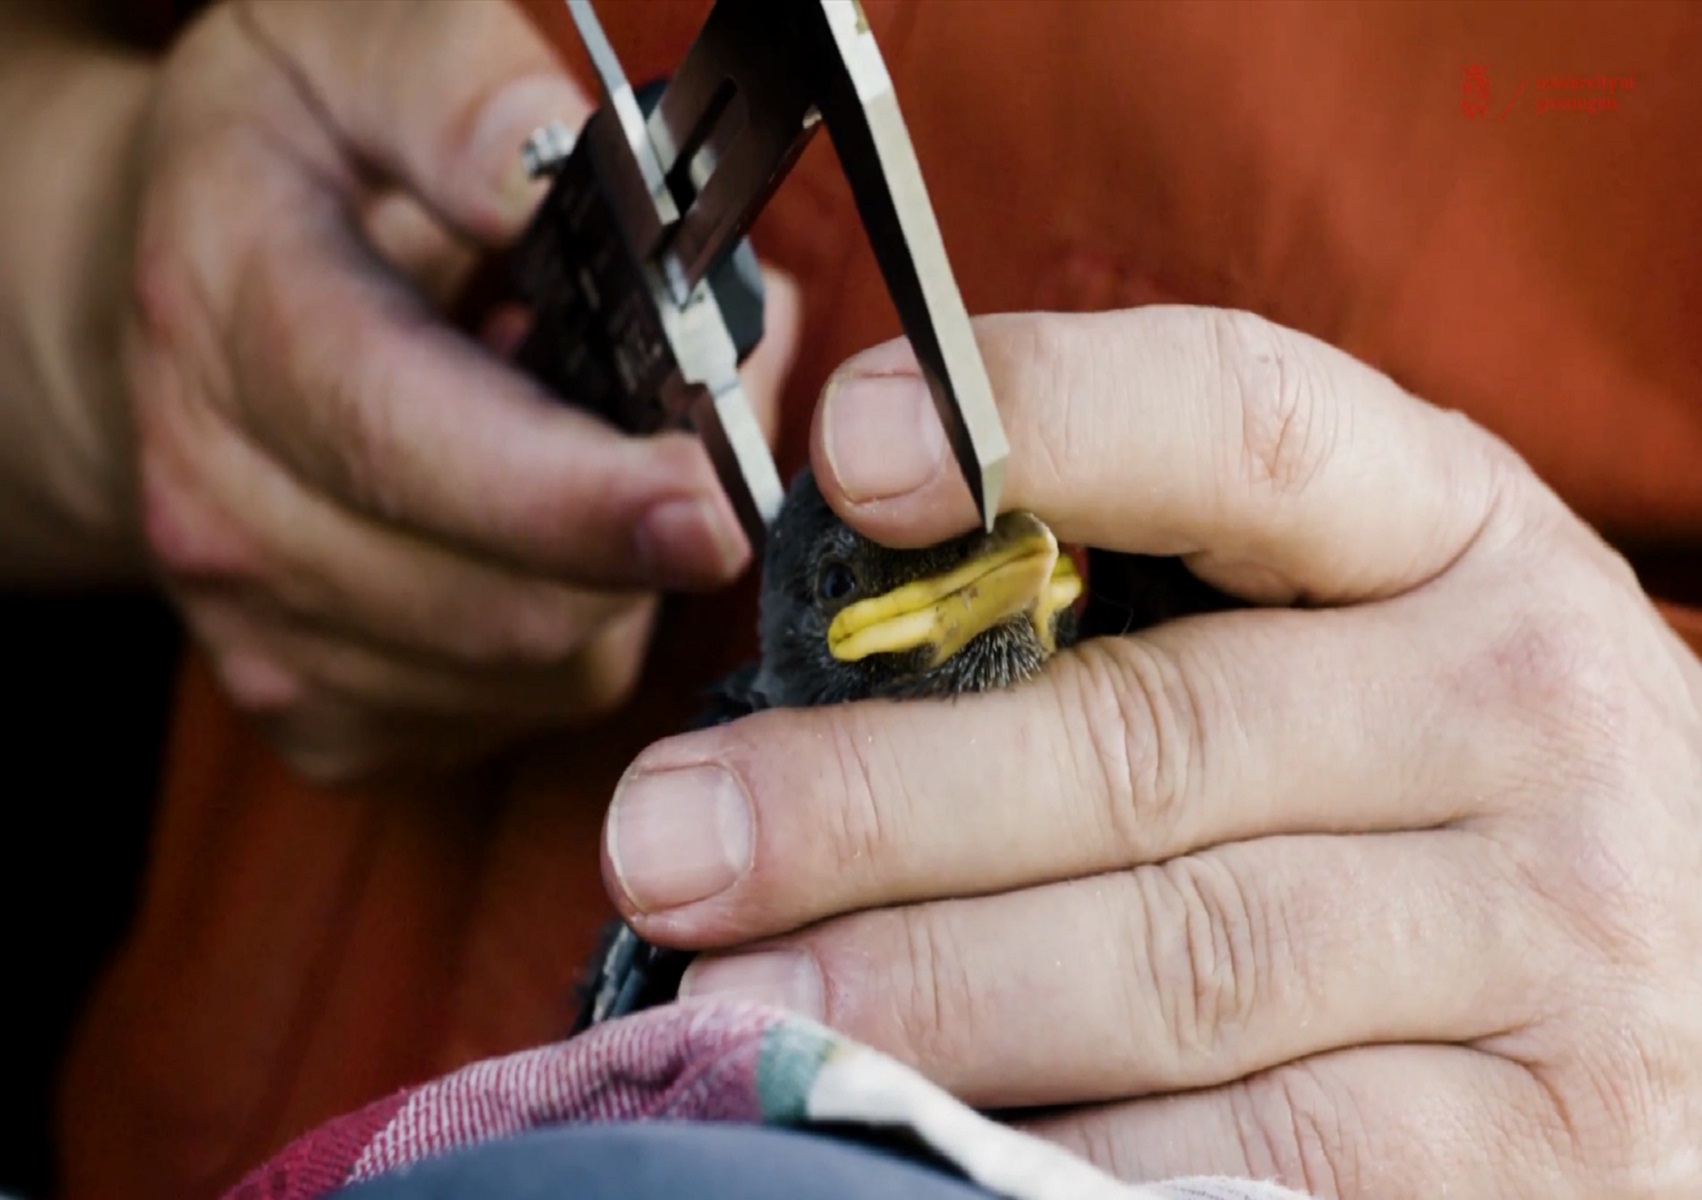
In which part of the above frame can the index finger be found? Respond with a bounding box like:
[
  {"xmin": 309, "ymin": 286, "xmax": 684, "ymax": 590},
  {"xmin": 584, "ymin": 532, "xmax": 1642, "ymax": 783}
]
[
  {"xmin": 601, "ymin": 588, "xmax": 1490, "ymax": 949},
  {"xmin": 810, "ymin": 308, "xmax": 1521, "ymax": 605},
  {"xmin": 230, "ymin": 201, "xmax": 763, "ymax": 590},
  {"xmin": 140, "ymin": 110, "xmax": 796, "ymax": 592}
]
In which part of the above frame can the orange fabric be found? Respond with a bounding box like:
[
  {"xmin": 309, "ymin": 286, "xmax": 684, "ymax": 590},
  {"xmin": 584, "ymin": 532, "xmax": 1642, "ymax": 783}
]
[{"xmin": 58, "ymin": 2, "xmax": 1702, "ymax": 1197}]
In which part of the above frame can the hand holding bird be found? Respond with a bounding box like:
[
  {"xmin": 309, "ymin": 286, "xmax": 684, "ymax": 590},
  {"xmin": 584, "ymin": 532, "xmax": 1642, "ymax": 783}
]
[
  {"xmin": 595, "ymin": 306, "xmax": 1702, "ymax": 1198},
  {"xmin": 575, "ymin": 463, "xmax": 1233, "ymax": 1027}
]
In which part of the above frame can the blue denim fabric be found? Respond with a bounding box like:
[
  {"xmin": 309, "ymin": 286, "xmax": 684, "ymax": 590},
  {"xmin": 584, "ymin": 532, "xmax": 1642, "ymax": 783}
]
[{"xmin": 332, "ymin": 1121, "xmax": 998, "ymax": 1200}]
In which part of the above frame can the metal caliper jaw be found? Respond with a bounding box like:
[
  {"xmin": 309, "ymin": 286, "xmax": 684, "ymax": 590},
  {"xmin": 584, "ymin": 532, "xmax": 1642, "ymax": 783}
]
[{"xmin": 506, "ymin": 0, "xmax": 1008, "ymax": 552}]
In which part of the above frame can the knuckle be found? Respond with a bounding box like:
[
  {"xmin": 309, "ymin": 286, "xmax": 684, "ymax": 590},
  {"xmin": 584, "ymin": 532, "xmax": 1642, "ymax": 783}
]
[
  {"xmin": 821, "ymin": 715, "xmax": 901, "ymax": 880},
  {"xmin": 1234, "ymin": 1064, "xmax": 1355, "ymax": 1199},
  {"xmin": 1483, "ymin": 602, "xmax": 1637, "ymax": 766},
  {"xmin": 990, "ymin": 313, "xmax": 1084, "ymax": 498},
  {"xmin": 885, "ymin": 906, "xmax": 983, "ymax": 1072},
  {"xmin": 1533, "ymin": 806, "xmax": 1666, "ymax": 969},
  {"xmin": 130, "ymin": 131, "xmax": 242, "ymax": 335},
  {"xmin": 1580, "ymin": 532, "xmax": 1647, "ymax": 599},
  {"xmin": 1204, "ymin": 309, "xmax": 1337, "ymax": 503},
  {"xmin": 326, "ymin": 340, "xmax": 415, "ymax": 522},
  {"xmin": 489, "ymin": 606, "xmax": 588, "ymax": 669},
  {"xmin": 1043, "ymin": 1114, "xmax": 1124, "ymax": 1180},
  {"xmin": 137, "ymin": 417, "xmax": 271, "ymax": 583},
  {"xmin": 562, "ymin": 609, "xmax": 653, "ymax": 719},
  {"xmin": 238, "ymin": 233, "xmax": 410, "ymax": 521},
  {"xmin": 1469, "ymin": 425, "xmax": 1564, "ymax": 537},
  {"xmin": 131, "ymin": 231, "xmax": 198, "ymax": 347},
  {"xmin": 279, "ymin": 740, "xmax": 386, "ymax": 788},
  {"xmin": 260, "ymin": 702, "xmax": 396, "ymax": 788},
  {"xmin": 1066, "ymin": 638, "xmax": 1204, "ymax": 861},
  {"xmin": 573, "ymin": 642, "xmax": 647, "ymax": 719},
  {"xmin": 1134, "ymin": 855, "xmax": 1267, "ymax": 1066},
  {"xmin": 1537, "ymin": 999, "xmax": 1699, "ymax": 1192},
  {"xmin": 456, "ymin": 592, "xmax": 600, "ymax": 670},
  {"xmin": 138, "ymin": 464, "xmax": 254, "ymax": 583},
  {"xmin": 256, "ymin": 265, "xmax": 341, "ymax": 465},
  {"xmin": 214, "ymin": 647, "xmax": 306, "ymax": 719}
]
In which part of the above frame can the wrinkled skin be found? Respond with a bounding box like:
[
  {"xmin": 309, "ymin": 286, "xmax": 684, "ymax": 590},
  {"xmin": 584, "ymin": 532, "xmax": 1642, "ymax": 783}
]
[
  {"xmin": 116, "ymin": 0, "xmax": 799, "ymax": 781},
  {"xmin": 601, "ymin": 311, "xmax": 1702, "ymax": 1199},
  {"xmin": 579, "ymin": 465, "xmax": 1232, "ymax": 1025}
]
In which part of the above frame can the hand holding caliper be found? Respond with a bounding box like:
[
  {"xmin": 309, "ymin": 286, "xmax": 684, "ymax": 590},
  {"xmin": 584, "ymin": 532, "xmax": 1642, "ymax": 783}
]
[{"xmin": 501, "ymin": 0, "xmax": 1008, "ymax": 550}]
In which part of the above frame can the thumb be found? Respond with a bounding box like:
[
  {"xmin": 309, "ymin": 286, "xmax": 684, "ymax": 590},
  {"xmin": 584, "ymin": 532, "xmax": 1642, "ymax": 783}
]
[
  {"xmin": 245, "ymin": 0, "xmax": 590, "ymax": 245},
  {"xmin": 808, "ymin": 309, "xmax": 1501, "ymax": 605}
]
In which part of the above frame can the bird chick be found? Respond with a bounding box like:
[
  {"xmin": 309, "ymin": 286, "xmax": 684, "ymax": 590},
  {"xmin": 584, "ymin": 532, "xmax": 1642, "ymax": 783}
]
[
  {"xmin": 572, "ymin": 468, "xmax": 1083, "ymax": 1031},
  {"xmin": 572, "ymin": 467, "xmax": 1229, "ymax": 1031},
  {"xmin": 723, "ymin": 465, "xmax": 1085, "ymax": 711}
]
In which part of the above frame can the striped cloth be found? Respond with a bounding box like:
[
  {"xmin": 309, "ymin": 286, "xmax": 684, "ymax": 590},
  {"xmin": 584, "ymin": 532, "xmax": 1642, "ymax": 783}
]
[{"xmin": 219, "ymin": 1000, "xmax": 1311, "ymax": 1200}]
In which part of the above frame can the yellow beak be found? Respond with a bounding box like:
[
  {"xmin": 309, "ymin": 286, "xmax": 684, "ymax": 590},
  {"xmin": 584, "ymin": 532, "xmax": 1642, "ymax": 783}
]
[{"xmin": 826, "ymin": 513, "xmax": 1083, "ymax": 667}]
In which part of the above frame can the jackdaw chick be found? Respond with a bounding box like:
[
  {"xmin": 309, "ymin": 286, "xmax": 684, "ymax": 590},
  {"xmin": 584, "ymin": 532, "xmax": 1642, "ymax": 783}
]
[
  {"xmin": 571, "ymin": 466, "xmax": 1230, "ymax": 1031},
  {"xmin": 725, "ymin": 464, "xmax": 1084, "ymax": 710}
]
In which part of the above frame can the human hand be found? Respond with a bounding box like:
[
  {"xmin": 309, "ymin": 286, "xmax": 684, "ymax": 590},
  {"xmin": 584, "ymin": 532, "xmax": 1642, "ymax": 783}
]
[
  {"xmin": 121, "ymin": 0, "xmax": 797, "ymax": 781},
  {"xmin": 601, "ymin": 308, "xmax": 1702, "ymax": 1196}
]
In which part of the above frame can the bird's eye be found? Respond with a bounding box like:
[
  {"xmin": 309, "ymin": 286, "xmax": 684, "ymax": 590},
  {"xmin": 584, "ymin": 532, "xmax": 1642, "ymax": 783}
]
[{"xmin": 816, "ymin": 561, "xmax": 858, "ymax": 604}]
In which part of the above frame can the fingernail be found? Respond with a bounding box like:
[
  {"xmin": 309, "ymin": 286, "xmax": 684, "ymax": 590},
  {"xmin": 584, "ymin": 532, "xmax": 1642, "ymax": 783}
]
[
  {"xmin": 679, "ymin": 951, "xmax": 824, "ymax": 1020},
  {"xmin": 608, "ymin": 764, "xmax": 753, "ymax": 913},
  {"xmin": 471, "ymin": 74, "xmax": 589, "ymax": 227},
  {"xmin": 635, "ymin": 497, "xmax": 743, "ymax": 585},
  {"xmin": 821, "ymin": 372, "xmax": 946, "ymax": 502}
]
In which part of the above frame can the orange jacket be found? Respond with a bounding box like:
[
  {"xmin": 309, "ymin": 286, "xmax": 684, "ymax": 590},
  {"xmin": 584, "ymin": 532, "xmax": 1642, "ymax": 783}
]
[{"xmin": 59, "ymin": 2, "xmax": 1702, "ymax": 1196}]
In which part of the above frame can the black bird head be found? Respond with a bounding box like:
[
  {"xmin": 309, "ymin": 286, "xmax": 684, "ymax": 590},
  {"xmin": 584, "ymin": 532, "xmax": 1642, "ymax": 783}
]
[
  {"xmin": 747, "ymin": 468, "xmax": 1083, "ymax": 708},
  {"xmin": 572, "ymin": 467, "xmax": 1242, "ymax": 1034}
]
